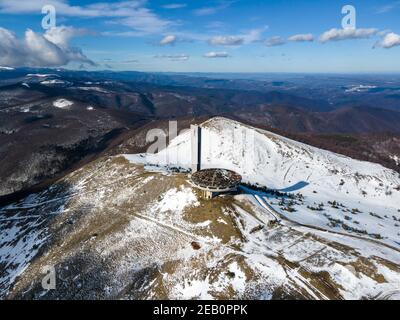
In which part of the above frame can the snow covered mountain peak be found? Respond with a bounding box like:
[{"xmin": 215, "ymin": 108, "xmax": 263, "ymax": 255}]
[
  {"xmin": 2, "ymin": 118, "xmax": 400, "ymax": 299},
  {"xmin": 126, "ymin": 117, "xmax": 400, "ymax": 247},
  {"xmin": 129, "ymin": 116, "xmax": 399, "ymax": 196}
]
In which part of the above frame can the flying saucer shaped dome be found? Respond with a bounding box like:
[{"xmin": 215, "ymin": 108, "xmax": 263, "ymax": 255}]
[{"xmin": 190, "ymin": 169, "xmax": 242, "ymax": 192}]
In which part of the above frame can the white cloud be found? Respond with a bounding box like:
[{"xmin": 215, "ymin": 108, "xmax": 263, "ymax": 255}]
[
  {"xmin": 319, "ymin": 28, "xmax": 378, "ymax": 42},
  {"xmin": 0, "ymin": 0, "xmax": 173, "ymax": 35},
  {"xmin": 377, "ymin": 29, "xmax": 392, "ymax": 37},
  {"xmin": 288, "ymin": 33, "xmax": 314, "ymax": 42},
  {"xmin": 162, "ymin": 3, "xmax": 187, "ymax": 9},
  {"xmin": 114, "ymin": 11, "xmax": 174, "ymax": 35},
  {"xmin": 160, "ymin": 35, "xmax": 177, "ymax": 45},
  {"xmin": 193, "ymin": 1, "xmax": 233, "ymax": 16},
  {"xmin": 194, "ymin": 7, "xmax": 218, "ymax": 16},
  {"xmin": 206, "ymin": 21, "xmax": 226, "ymax": 29},
  {"xmin": 207, "ymin": 26, "xmax": 267, "ymax": 47},
  {"xmin": 203, "ymin": 51, "xmax": 229, "ymax": 58},
  {"xmin": 0, "ymin": 26, "xmax": 94, "ymax": 67},
  {"xmin": 376, "ymin": 32, "xmax": 400, "ymax": 48},
  {"xmin": 376, "ymin": 1, "xmax": 400, "ymax": 14},
  {"xmin": 242, "ymin": 27, "xmax": 268, "ymax": 43},
  {"xmin": 208, "ymin": 35, "xmax": 244, "ymax": 46},
  {"xmin": 44, "ymin": 25, "xmax": 93, "ymax": 46},
  {"xmin": 265, "ymin": 36, "xmax": 285, "ymax": 47},
  {"xmin": 0, "ymin": 0, "xmax": 140, "ymax": 16},
  {"xmin": 154, "ymin": 54, "xmax": 189, "ymax": 61}
]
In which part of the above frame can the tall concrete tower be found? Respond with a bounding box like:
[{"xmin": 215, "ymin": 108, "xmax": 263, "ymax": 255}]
[{"xmin": 191, "ymin": 125, "xmax": 201, "ymax": 173}]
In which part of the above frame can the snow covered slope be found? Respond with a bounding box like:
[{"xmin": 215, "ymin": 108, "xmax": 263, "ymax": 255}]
[
  {"xmin": 2, "ymin": 156, "xmax": 400, "ymax": 300},
  {"xmin": 1, "ymin": 117, "xmax": 399, "ymax": 300},
  {"xmin": 126, "ymin": 117, "xmax": 400, "ymax": 248},
  {"xmin": 0, "ymin": 66, "xmax": 15, "ymax": 71}
]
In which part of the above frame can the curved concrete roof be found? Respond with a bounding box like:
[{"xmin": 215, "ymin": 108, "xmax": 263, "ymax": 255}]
[{"xmin": 190, "ymin": 169, "xmax": 242, "ymax": 192}]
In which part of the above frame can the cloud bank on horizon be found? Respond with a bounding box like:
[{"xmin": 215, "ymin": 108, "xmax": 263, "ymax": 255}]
[
  {"xmin": 0, "ymin": 26, "xmax": 95, "ymax": 67},
  {"xmin": 0, "ymin": 0, "xmax": 399, "ymax": 72}
]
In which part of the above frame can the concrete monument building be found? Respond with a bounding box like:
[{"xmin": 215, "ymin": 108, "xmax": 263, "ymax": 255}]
[{"xmin": 189, "ymin": 124, "xmax": 242, "ymax": 199}]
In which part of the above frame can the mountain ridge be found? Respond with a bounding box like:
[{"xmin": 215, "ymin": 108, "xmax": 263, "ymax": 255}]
[{"xmin": 1, "ymin": 117, "xmax": 400, "ymax": 299}]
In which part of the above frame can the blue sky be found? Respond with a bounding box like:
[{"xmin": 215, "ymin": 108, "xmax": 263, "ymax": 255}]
[{"xmin": 0, "ymin": 0, "xmax": 399, "ymax": 73}]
